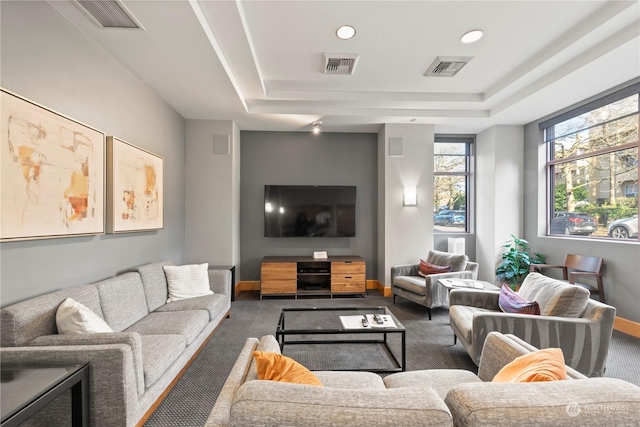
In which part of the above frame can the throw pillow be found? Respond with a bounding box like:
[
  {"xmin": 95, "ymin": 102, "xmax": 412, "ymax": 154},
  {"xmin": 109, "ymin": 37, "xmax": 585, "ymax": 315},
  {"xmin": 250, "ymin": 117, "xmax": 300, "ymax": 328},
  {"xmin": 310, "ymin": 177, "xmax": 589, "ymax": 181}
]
[
  {"xmin": 252, "ymin": 351, "xmax": 323, "ymax": 387},
  {"xmin": 56, "ymin": 298, "xmax": 113, "ymax": 334},
  {"xmin": 498, "ymin": 284, "xmax": 541, "ymax": 315},
  {"xmin": 418, "ymin": 259, "xmax": 453, "ymax": 277},
  {"xmin": 492, "ymin": 348, "xmax": 567, "ymax": 382},
  {"xmin": 164, "ymin": 263, "xmax": 213, "ymax": 303}
]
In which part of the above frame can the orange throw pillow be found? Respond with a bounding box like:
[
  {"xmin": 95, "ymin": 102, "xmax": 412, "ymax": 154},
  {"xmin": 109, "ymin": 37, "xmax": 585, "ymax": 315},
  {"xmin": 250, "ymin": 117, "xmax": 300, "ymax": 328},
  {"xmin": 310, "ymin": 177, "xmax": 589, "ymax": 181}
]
[
  {"xmin": 252, "ymin": 351, "xmax": 323, "ymax": 387},
  {"xmin": 492, "ymin": 348, "xmax": 567, "ymax": 383}
]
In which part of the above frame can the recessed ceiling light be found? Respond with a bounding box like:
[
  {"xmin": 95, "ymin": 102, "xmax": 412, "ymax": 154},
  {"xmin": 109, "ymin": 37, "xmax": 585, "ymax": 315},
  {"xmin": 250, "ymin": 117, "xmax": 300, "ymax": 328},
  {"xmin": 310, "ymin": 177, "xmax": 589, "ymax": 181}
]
[
  {"xmin": 336, "ymin": 25, "xmax": 356, "ymax": 40},
  {"xmin": 460, "ymin": 29, "xmax": 484, "ymax": 44}
]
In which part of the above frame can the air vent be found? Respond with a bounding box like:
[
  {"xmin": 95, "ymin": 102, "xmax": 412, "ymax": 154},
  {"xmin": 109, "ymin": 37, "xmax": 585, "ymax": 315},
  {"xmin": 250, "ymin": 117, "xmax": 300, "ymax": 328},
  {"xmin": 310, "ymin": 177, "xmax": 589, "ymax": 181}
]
[
  {"xmin": 323, "ymin": 53, "xmax": 359, "ymax": 75},
  {"xmin": 424, "ymin": 56, "xmax": 473, "ymax": 77},
  {"xmin": 75, "ymin": 0, "xmax": 143, "ymax": 29}
]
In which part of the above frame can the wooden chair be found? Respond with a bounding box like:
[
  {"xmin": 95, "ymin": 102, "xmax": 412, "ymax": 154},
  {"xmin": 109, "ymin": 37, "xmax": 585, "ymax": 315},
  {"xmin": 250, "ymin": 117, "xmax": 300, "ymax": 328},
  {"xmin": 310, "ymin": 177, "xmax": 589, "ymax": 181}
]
[{"xmin": 530, "ymin": 254, "xmax": 605, "ymax": 303}]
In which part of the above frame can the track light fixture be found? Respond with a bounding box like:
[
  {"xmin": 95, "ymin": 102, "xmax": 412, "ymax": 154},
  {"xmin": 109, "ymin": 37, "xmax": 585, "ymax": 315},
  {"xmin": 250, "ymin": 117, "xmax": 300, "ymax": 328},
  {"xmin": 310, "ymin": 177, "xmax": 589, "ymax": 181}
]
[{"xmin": 312, "ymin": 121, "xmax": 323, "ymax": 134}]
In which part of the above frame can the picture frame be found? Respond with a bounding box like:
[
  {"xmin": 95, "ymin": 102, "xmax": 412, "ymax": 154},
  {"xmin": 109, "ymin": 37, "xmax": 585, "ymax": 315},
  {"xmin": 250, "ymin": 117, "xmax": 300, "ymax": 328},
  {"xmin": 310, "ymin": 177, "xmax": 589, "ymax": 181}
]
[
  {"xmin": 1, "ymin": 88, "xmax": 105, "ymax": 241},
  {"xmin": 107, "ymin": 136, "xmax": 163, "ymax": 233}
]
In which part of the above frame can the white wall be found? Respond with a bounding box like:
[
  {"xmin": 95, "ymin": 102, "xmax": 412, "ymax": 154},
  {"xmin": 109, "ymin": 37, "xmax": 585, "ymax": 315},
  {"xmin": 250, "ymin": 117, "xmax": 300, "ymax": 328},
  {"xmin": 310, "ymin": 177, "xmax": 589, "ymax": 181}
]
[
  {"xmin": 185, "ymin": 120, "xmax": 240, "ymax": 275},
  {"xmin": 0, "ymin": 1, "xmax": 186, "ymax": 306},
  {"xmin": 378, "ymin": 124, "xmax": 435, "ymax": 285},
  {"xmin": 476, "ymin": 126, "xmax": 524, "ymax": 282}
]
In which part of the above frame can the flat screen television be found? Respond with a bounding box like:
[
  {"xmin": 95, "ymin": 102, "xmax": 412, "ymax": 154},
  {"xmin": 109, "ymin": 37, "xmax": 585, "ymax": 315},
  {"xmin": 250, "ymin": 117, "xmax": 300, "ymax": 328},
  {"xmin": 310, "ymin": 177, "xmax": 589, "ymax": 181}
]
[{"xmin": 264, "ymin": 185, "xmax": 356, "ymax": 237}]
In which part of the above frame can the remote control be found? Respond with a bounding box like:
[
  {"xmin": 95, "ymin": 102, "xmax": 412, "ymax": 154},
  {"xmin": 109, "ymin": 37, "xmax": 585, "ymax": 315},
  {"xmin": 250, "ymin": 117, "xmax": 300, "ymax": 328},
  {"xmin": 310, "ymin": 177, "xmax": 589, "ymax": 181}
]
[
  {"xmin": 374, "ymin": 314, "xmax": 384, "ymax": 324},
  {"xmin": 362, "ymin": 317, "xmax": 369, "ymax": 327}
]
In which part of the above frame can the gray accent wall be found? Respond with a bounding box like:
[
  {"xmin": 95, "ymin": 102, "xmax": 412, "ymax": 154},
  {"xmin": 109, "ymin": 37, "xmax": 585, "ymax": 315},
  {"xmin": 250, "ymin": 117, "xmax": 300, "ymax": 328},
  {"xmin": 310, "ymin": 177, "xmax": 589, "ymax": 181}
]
[
  {"xmin": 0, "ymin": 1, "xmax": 186, "ymax": 306},
  {"xmin": 240, "ymin": 131, "xmax": 378, "ymax": 281}
]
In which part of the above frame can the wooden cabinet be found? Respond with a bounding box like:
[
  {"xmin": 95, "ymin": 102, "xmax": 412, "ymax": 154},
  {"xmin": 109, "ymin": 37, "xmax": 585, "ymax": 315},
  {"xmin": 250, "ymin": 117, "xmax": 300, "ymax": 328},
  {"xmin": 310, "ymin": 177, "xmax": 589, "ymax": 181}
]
[
  {"xmin": 331, "ymin": 261, "xmax": 365, "ymax": 294},
  {"xmin": 261, "ymin": 262, "xmax": 297, "ymax": 296},
  {"xmin": 260, "ymin": 256, "xmax": 365, "ymax": 299}
]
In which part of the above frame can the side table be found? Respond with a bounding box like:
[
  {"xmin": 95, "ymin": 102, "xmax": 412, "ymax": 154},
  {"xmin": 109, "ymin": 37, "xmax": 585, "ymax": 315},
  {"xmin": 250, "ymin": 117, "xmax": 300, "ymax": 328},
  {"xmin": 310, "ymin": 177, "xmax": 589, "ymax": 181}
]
[
  {"xmin": 209, "ymin": 265, "xmax": 236, "ymax": 301},
  {"xmin": 1, "ymin": 363, "xmax": 89, "ymax": 427}
]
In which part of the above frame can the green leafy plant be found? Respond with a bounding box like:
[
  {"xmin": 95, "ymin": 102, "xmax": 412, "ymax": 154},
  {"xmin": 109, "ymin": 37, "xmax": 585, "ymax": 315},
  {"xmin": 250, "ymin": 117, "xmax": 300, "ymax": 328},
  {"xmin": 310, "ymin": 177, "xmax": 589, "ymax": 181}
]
[{"xmin": 495, "ymin": 235, "xmax": 546, "ymax": 288}]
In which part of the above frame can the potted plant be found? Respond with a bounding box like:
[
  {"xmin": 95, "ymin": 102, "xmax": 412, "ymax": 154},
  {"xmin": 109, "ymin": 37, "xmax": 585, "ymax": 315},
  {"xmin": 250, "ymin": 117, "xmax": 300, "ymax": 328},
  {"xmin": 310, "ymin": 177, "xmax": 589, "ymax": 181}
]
[{"xmin": 495, "ymin": 235, "xmax": 546, "ymax": 290}]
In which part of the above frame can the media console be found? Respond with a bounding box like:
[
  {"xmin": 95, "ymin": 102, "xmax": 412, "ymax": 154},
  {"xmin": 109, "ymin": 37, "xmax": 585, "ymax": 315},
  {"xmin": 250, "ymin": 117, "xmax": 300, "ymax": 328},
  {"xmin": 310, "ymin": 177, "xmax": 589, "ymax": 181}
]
[{"xmin": 260, "ymin": 256, "xmax": 366, "ymax": 300}]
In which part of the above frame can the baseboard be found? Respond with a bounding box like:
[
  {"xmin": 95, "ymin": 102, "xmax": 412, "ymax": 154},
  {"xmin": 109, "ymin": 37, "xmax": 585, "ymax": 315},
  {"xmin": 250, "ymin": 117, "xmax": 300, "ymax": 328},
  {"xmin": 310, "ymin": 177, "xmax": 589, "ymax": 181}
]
[
  {"xmin": 614, "ymin": 316, "xmax": 640, "ymax": 338},
  {"xmin": 367, "ymin": 280, "xmax": 392, "ymax": 297},
  {"xmin": 236, "ymin": 281, "xmax": 260, "ymax": 296}
]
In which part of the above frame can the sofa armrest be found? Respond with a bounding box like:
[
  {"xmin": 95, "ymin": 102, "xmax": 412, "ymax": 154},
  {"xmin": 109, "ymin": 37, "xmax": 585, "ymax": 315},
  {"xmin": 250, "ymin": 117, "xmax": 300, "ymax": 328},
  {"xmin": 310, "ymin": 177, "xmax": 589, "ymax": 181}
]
[
  {"xmin": 469, "ymin": 311, "xmax": 612, "ymax": 377},
  {"xmin": 391, "ymin": 264, "xmax": 419, "ymax": 279},
  {"xmin": 229, "ymin": 381, "xmax": 452, "ymax": 426},
  {"xmin": 29, "ymin": 332, "xmax": 145, "ymax": 396},
  {"xmin": 450, "ymin": 289, "xmax": 500, "ymax": 309},
  {"xmin": 1, "ymin": 344, "xmax": 139, "ymax": 426},
  {"xmin": 477, "ymin": 332, "xmax": 588, "ymax": 381},
  {"xmin": 206, "ymin": 337, "xmax": 259, "ymax": 427},
  {"xmin": 445, "ymin": 378, "xmax": 640, "ymax": 426},
  {"xmin": 208, "ymin": 269, "xmax": 232, "ymax": 295}
]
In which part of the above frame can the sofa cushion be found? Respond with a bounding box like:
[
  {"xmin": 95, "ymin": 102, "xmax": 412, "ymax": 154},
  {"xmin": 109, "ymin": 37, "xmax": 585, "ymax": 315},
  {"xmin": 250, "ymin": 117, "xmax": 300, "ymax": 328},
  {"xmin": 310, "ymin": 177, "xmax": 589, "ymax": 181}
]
[
  {"xmin": 384, "ymin": 369, "xmax": 481, "ymax": 399},
  {"xmin": 164, "ymin": 263, "xmax": 213, "ymax": 303},
  {"xmin": 155, "ymin": 294, "xmax": 227, "ymax": 321},
  {"xmin": 492, "ymin": 348, "xmax": 567, "ymax": 383},
  {"xmin": 133, "ymin": 260, "xmax": 173, "ymax": 312},
  {"xmin": 94, "ymin": 272, "xmax": 149, "ymax": 332},
  {"xmin": 418, "ymin": 260, "xmax": 453, "ymax": 277},
  {"xmin": 427, "ymin": 249, "xmax": 468, "ymax": 272},
  {"xmin": 1, "ymin": 284, "xmax": 103, "ymax": 347},
  {"xmin": 518, "ymin": 273, "xmax": 589, "ymax": 317},
  {"xmin": 498, "ymin": 285, "xmax": 540, "ymax": 315},
  {"xmin": 140, "ymin": 334, "xmax": 186, "ymax": 387},
  {"xmin": 56, "ymin": 298, "xmax": 113, "ymax": 334},
  {"xmin": 124, "ymin": 310, "xmax": 209, "ymax": 345},
  {"xmin": 314, "ymin": 371, "xmax": 385, "ymax": 389},
  {"xmin": 253, "ymin": 352, "xmax": 323, "ymax": 386},
  {"xmin": 392, "ymin": 276, "xmax": 426, "ymax": 295},
  {"xmin": 448, "ymin": 306, "xmax": 495, "ymax": 343}
]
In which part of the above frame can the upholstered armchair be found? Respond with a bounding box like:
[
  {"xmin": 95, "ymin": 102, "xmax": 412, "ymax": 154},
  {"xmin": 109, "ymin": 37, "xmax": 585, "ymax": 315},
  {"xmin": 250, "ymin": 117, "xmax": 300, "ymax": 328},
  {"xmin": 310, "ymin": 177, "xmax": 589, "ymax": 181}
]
[
  {"xmin": 391, "ymin": 250, "xmax": 479, "ymax": 320},
  {"xmin": 449, "ymin": 272, "xmax": 616, "ymax": 377}
]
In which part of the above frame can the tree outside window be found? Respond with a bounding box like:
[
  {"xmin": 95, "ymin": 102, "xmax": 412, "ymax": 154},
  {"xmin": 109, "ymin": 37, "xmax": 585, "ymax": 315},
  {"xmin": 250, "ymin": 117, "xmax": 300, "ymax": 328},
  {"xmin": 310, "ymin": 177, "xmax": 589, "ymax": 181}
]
[
  {"xmin": 433, "ymin": 138, "xmax": 471, "ymax": 233},
  {"xmin": 545, "ymin": 89, "xmax": 639, "ymax": 240}
]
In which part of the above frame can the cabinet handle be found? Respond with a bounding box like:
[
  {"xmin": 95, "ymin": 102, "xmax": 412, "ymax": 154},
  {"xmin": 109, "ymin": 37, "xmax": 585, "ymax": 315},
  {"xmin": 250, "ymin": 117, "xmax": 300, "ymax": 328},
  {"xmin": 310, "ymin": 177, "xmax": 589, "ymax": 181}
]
[
  {"xmin": 345, "ymin": 276, "xmax": 352, "ymax": 279},
  {"xmin": 345, "ymin": 261, "xmax": 352, "ymax": 263}
]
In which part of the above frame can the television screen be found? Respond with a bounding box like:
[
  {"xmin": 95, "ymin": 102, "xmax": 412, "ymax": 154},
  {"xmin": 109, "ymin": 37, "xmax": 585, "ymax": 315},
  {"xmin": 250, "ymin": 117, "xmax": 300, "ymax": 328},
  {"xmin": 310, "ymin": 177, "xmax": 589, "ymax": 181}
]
[{"xmin": 264, "ymin": 185, "xmax": 356, "ymax": 237}]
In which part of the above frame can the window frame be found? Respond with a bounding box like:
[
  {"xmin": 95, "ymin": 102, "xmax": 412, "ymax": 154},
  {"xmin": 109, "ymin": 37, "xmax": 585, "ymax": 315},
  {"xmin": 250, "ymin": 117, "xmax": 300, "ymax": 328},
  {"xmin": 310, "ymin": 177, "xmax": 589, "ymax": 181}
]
[
  {"xmin": 541, "ymin": 83, "xmax": 639, "ymax": 241},
  {"xmin": 433, "ymin": 135, "xmax": 474, "ymax": 234}
]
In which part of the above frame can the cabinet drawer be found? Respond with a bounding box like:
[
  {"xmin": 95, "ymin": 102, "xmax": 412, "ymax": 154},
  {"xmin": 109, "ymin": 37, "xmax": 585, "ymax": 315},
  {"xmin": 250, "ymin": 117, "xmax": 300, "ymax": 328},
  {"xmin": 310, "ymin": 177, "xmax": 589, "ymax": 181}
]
[
  {"xmin": 261, "ymin": 280, "xmax": 297, "ymax": 294},
  {"xmin": 261, "ymin": 262, "xmax": 297, "ymax": 280},
  {"xmin": 331, "ymin": 261, "xmax": 365, "ymax": 275},
  {"xmin": 331, "ymin": 274, "xmax": 366, "ymax": 293}
]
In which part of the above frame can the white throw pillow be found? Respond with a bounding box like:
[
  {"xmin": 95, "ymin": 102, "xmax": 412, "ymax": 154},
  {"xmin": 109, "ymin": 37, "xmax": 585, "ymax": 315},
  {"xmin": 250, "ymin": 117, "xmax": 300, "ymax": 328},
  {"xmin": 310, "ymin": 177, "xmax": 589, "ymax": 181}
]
[
  {"xmin": 56, "ymin": 298, "xmax": 113, "ymax": 334},
  {"xmin": 164, "ymin": 263, "xmax": 213, "ymax": 303}
]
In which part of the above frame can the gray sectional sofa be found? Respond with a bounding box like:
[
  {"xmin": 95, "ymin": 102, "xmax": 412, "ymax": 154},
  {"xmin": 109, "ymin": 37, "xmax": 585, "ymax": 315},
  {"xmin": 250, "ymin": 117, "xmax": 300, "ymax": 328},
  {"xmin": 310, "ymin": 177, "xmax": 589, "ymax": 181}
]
[
  {"xmin": 0, "ymin": 260, "xmax": 231, "ymax": 426},
  {"xmin": 207, "ymin": 332, "xmax": 640, "ymax": 427}
]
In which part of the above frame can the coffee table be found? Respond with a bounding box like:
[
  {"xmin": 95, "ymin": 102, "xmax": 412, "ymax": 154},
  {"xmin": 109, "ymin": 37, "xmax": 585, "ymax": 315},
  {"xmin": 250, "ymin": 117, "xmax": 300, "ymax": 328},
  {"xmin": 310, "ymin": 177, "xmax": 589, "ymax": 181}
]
[
  {"xmin": 1, "ymin": 363, "xmax": 89, "ymax": 427},
  {"xmin": 276, "ymin": 306, "xmax": 406, "ymax": 372}
]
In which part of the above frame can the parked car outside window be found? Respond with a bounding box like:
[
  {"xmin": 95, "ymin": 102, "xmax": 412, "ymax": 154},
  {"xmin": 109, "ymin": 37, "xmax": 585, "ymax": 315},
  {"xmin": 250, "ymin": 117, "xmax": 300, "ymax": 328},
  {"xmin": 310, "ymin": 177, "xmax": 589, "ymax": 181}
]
[
  {"xmin": 434, "ymin": 210, "xmax": 464, "ymax": 226},
  {"xmin": 550, "ymin": 211, "xmax": 598, "ymax": 236},
  {"xmin": 608, "ymin": 216, "xmax": 638, "ymax": 239}
]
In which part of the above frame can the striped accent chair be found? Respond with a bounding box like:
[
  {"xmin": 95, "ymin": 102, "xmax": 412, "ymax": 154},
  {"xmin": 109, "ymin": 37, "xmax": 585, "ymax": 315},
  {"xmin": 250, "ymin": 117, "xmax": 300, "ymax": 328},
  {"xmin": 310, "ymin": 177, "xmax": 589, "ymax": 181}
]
[{"xmin": 449, "ymin": 272, "xmax": 616, "ymax": 377}]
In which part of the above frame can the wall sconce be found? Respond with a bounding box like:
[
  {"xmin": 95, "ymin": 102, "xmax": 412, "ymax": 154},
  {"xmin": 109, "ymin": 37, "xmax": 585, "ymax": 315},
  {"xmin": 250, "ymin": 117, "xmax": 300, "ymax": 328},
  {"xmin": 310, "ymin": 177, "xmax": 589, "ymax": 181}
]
[
  {"xmin": 403, "ymin": 186, "xmax": 417, "ymax": 206},
  {"xmin": 312, "ymin": 121, "xmax": 322, "ymax": 134}
]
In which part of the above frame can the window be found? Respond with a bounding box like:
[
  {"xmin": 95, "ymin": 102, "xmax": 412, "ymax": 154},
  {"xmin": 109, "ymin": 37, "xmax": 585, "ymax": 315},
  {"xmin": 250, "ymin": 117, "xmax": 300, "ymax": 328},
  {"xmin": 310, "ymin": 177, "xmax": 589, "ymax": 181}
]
[
  {"xmin": 433, "ymin": 136, "xmax": 472, "ymax": 233},
  {"xmin": 542, "ymin": 84, "xmax": 639, "ymax": 241}
]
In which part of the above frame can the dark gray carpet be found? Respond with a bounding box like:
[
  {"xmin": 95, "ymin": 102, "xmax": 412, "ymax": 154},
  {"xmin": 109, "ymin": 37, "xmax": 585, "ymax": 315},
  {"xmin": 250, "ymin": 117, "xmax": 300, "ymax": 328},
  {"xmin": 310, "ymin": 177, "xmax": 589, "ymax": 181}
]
[{"xmin": 143, "ymin": 291, "xmax": 640, "ymax": 426}]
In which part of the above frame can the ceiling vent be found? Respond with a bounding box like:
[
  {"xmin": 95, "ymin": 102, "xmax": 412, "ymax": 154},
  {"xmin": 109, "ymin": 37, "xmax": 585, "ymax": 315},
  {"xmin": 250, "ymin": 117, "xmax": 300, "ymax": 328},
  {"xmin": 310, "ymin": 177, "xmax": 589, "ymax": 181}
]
[
  {"xmin": 323, "ymin": 53, "xmax": 359, "ymax": 75},
  {"xmin": 424, "ymin": 56, "xmax": 473, "ymax": 77},
  {"xmin": 75, "ymin": 0, "xmax": 143, "ymax": 29}
]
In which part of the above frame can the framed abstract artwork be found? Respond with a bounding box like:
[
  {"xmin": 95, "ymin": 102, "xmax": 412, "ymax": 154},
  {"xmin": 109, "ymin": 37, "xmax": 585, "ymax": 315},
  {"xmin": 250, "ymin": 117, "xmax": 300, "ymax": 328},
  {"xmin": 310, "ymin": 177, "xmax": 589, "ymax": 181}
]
[
  {"xmin": 107, "ymin": 136, "xmax": 163, "ymax": 233},
  {"xmin": 1, "ymin": 88, "xmax": 105, "ymax": 241}
]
